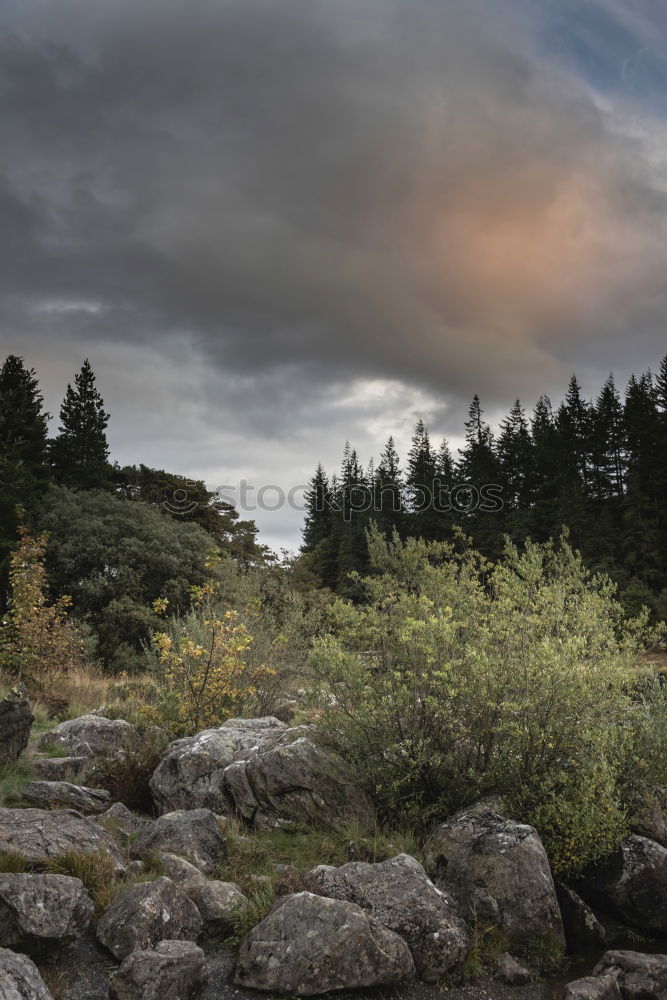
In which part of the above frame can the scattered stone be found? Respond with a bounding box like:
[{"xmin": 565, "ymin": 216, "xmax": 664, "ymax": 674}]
[
  {"xmin": 149, "ymin": 718, "xmax": 287, "ymax": 814},
  {"xmin": 110, "ymin": 939, "xmax": 209, "ymax": 1000},
  {"xmin": 495, "ymin": 952, "xmax": 531, "ymax": 985},
  {"xmin": 555, "ymin": 881, "xmax": 607, "ymax": 953},
  {"xmin": 190, "ymin": 880, "xmax": 247, "ymax": 936},
  {"xmin": 96, "ymin": 876, "xmax": 202, "ymax": 960},
  {"xmin": 38, "ymin": 714, "xmax": 137, "ymax": 758},
  {"xmin": 95, "ymin": 802, "xmax": 150, "ymax": 844},
  {"xmin": 131, "ymin": 809, "xmax": 227, "ymax": 875},
  {"xmin": 32, "ymin": 756, "xmax": 88, "ymax": 781},
  {"xmin": 561, "ymin": 975, "xmax": 622, "ymax": 1000},
  {"xmin": 0, "ymin": 946, "xmax": 53, "ymax": 1000},
  {"xmin": 423, "ymin": 799, "xmax": 565, "ymax": 952},
  {"xmin": 593, "ymin": 950, "xmax": 667, "ymax": 1000},
  {"xmin": 155, "ymin": 854, "xmax": 207, "ymax": 896},
  {"xmin": 0, "ymin": 808, "xmax": 126, "ymax": 874},
  {"xmin": 579, "ymin": 836, "xmax": 667, "ymax": 934},
  {"xmin": 235, "ymin": 891, "xmax": 415, "ymax": 995},
  {"xmin": 22, "ymin": 780, "xmax": 112, "ymax": 814},
  {"xmin": 0, "ymin": 873, "xmax": 93, "ymax": 954},
  {"xmin": 0, "ymin": 689, "xmax": 34, "ymax": 766},
  {"xmin": 310, "ymin": 853, "xmax": 469, "ymax": 980}
]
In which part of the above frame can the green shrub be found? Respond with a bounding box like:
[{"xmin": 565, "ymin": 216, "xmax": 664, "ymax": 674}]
[
  {"xmin": 311, "ymin": 528, "xmax": 656, "ymax": 878},
  {"xmin": 46, "ymin": 849, "xmax": 116, "ymax": 909}
]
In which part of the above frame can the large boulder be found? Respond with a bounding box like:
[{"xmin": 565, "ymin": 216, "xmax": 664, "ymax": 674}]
[
  {"xmin": 235, "ymin": 891, "xmax": 415, "ymax": 995},
  {"xmin": 562, "ymin": 976, "xmax": 622, "ymax": 1000},
  {"xmin": 110, "ymin": 940, "xmax": 209, "ymax": 1000},
  {"xmin": 96, "ymin": 877, "xmax": 202, "ymax": 960},
  {"xmin": 151, "ymin": 720, "xmax": 374, "ymax": 829},
  {"xmin": 0, "ymin": 873, "xmax": 93, "ymax": 954},
  {"xmin": 310, "ymin": 853, "xmax": 469, "ymax": 980},
  {"xmin": 155, "ymin": 854, "xmax": 207, "ymax": 896},
  {"xmin": 0, "ymin": 947, "xmax": 53, "ymax": 1000},
  {"xmin": 131, "ymin": 809, "xmax": 227, "ymax": 875},
  {"xmin": 94, "ymin": 802, "xmax": 151, "ymax": 845},
  {"xmin": 555, "ymin": 882, "xmax": 607, "ymax": 953},
  {"xmin": 0, "ymin": 690, "xmax": 33, "ymax": 766},
  {"xmin": 0, "ymin": 808, "xmax": 126, "ymax": 874},
  {"xmin": 579, "ymin": 836, "xmax": 667, "ymax": 934},
  {"xmin": 149, "ymin": 717, "xmax": 287, "ymax": 813},
  {"xmin": 593, "ymin": 951, "xmax": 667, "ymax": 1000},
  {"xmin": 22, "ymin": 780, "xmax": 112, "ymax": 814},
  {"xmin": 423, "ymin": 800, "xmax": 565, "ymax": 952},
  {"xmin": 38, "ymin": 714, "xmax": 137, "ymax": 758}
]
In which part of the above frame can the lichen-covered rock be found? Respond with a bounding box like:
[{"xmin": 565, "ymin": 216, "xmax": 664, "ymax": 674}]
[
  {"xmin": 593, "ymin": 950, "xmax": 667, "ymax": 1000},
  {"xmin": 150, "ymin": 720, "xmax": 374, "ymax": 830},
  {"xmin": 310, "ymin": 853, "xmax": 469, "ymax": 980},
  {"xmin": 0, "ymin": 947, "xmax": 53, "ymax": 1000},
  {"xmin": 561, "ymin": 976, "xmax": 622, "ymax": 1000},
  {"xmin": 235, "ymin": 891, "xmax": 415, "ymax": 995},
  {"xmin": 191, "ymin": 880, "xmax": 247, "ymax": 936},
  {"xmin": 22, "ymin": 780, "xmax": 112, "ymax": 814},
  {"xmin": 555, "ymin": 882, "xmax": 606, "ymax": 953},
  {"xmin": 131, "ymin": 809, "xmax": 227, "ymax": 875},
  {"xmin": 94, "ymin": 802, "xmax": 150, "ymax": 845},
  {"xmin": 38, "ymin": 714, "xmax": 137, "ymax": 758},
  {"xmin": 32, "ymin": 757, "xmax": 88, "ymax": 782},
  {"xmin": 0, "ymin": 873, "xmax": 93, "ymax": 954},
  {"xmin": 96, "ymin": 877, "xmax": 202, "ymax": 960},
  {"xmin": 0, "ymin": 808, "xmax": 126, "ymax": 874},
  {"xmin": 0, "ymin": 690, "xmax": 33, "ymax": 766},
  {"xmin": 110, "ymin": 939, "xmax": 209, "ymax": 1000},
  {"xmin": 423, "ymin": 800, "xmax": 564, "ymax": 952},
  {"xmin": 495, "ymin": 953, "xmax": 531, "ymax": 985},
  {"xmin": 580, "ymin": 836, "xmax": 667, "ymax": 934},
  {"xmin": 149, "ymin": 718, "xmax": 287, "ymax": 814},
  {"xmin": 156, "ymin": 854, "xmax": 207, "ymax": 896}
]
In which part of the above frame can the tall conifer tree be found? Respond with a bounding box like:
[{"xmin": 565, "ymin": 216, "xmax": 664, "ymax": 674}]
[{"xmin": 51, "ymin": 359, "xmax": 111, "ymax": 489}]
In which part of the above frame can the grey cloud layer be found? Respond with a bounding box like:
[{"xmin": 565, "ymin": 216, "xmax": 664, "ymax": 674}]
[{"xmin": 2, "ymin": 0, "xmax": 667, "ymax": 544}]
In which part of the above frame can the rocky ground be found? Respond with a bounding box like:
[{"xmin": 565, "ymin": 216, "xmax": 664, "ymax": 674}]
[{"xmin": 0, "ymin": 698, "xmax": 666, "ymax": 1000}]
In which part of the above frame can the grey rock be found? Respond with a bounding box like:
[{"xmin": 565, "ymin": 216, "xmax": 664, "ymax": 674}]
[
  {"xmin": 235, "ymin": 891, "xmax": 415, "ymax": 995},
  {"xmin": 495, "ymin": 952, "xmax": 531, "ymax": 985},
  {"xmin": 593, "ymin": 950, "xmax": 667, "ymax": 1000},
  {"xmin": 22, "ymin": 780, "xmax": 112, "ymax": 814},
  {"xmin": 97, "ymin": 876, "xmax": 202, "ymax": 960},
  {"xmin": 562, "ymin": 976, "xmax": 623, "ymax": 1000},
  {"xmin": 131, "ymin": 809, "xmax": 227, "ymax": 875},
  {"xmin": 0, "ymin": 873, "xmax": 93, "ymax": 954},
  {"xmin": 0, "ymin": 691, "xmax": 33, "ymax": 766},
  {"xmin": 149, "ymin": 718, "xmax": 287, "ymax": 814},
  {"xmin": 191, "ymin": 880, "xmax": 247, "ymax": 936},
  {"xmin": 38, "ymin": 714, "xmax": 137, "ymax": 758},
  {"xmin": 94, "ymin": 802, "xmax": 150, "ymax": 845},
  {"xmin": 110, "ymin": 939, "xmax": 209, "ymax": 1000},
  {"xmin": 310, "ymin": 853, "xmax": 469, "ymax": 980},
  {"xmin": 0, "ymin": 947, "xmax": 53, "ymax": 1000},
  {"xmin": 423, "ymin": 799, "xmax": 565, "ymax": 952},
  {"xmin": 0, "ymin": 808, "xmax": 126, "ymax": 874},
  {"xmin": 32, "ymin": 756, "xmax": 88, "ymax": 781},
  {"xmin": 580, "ymin": 836, "xmax": 667, "ymax": 934},
  {"xmin": 156, "ymin": 854, "xmax": 207, "ymax": 896},
  {"xmin": 556, "ymin": 881, "xmax": 607, "ymax": 953}
]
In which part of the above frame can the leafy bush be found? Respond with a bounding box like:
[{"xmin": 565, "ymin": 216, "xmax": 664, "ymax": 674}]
[
  {"xmin": 311, "ymin": 527, "xmax": 658, "ymax": 878},
  {"xmin": 91, "ymin": 732, "xmax": 168, "ymax": 811}
]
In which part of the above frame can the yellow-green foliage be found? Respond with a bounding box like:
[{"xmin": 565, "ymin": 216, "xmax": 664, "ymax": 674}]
[{"xmin": 311, "ymin": 528, "xmax": 659, "ymax": 878}]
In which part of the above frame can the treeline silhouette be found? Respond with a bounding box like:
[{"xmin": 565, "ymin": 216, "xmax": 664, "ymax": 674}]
[{"xmin": 302, "ymin": 357, "xmax": 667, "ymax": 617}]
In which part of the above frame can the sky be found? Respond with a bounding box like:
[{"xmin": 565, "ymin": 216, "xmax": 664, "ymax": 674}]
[{"xmin": 2, "ymin": 0, "xmax": 667, "ymax": 550}]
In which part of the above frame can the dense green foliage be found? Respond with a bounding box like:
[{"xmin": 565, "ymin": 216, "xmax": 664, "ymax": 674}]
[
  {"xmin": 311, "ymin": 527, "xmax": 663, "ymax": 877},
  {"xmin": 303, "ymin": 359, "xmax": 667, "ymax": 615}
]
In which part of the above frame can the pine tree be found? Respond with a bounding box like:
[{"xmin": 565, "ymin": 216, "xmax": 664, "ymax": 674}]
[
  {"xmin": 336, "ymin": 444, "xmax": 370, "ymax": 593},
  {"xmin": 531, "ymin": 395, "xmax": 560, "ymax": 540},
  {"xmin": 51, "ymin": 359, "xmax": 111, "ymax": 489},
  {"xmin": 623, "ymin": 372, "xmax": 662, "ymax": 591},
  {"xmin": 458, "ymin": 396, "xmax": 503, "ymax": 554},
  {"xmin": 497, "ymin": 399, "xmax": 533, "ymax": 510},
  {"xmin": 406, "ymin": 420, "xmax": 440, "ymax": 539},
  {"xmin": 0, "ymin": 356, "xmax": 50, "ymax": 590},
  {"xmin": 301, "ymin": 464, "xmax": 339, "ymax": 589},
  {"xmin": 374, "ymin": 437, "xmax": 404, "ymax": 536}
]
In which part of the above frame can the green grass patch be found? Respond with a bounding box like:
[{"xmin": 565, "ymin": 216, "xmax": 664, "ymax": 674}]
[
  {"xmin": 0, "ymin": 757, "xmax": 38, "ymax": 807},
  {"xmin": 0, "ymin": 850, "xmax": 31, "ymax": 873}
]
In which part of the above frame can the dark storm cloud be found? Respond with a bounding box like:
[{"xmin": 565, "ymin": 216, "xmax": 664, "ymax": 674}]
[{"xmin": 2, "ymin": 0, "xmax": 667, "ymax": 545}]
